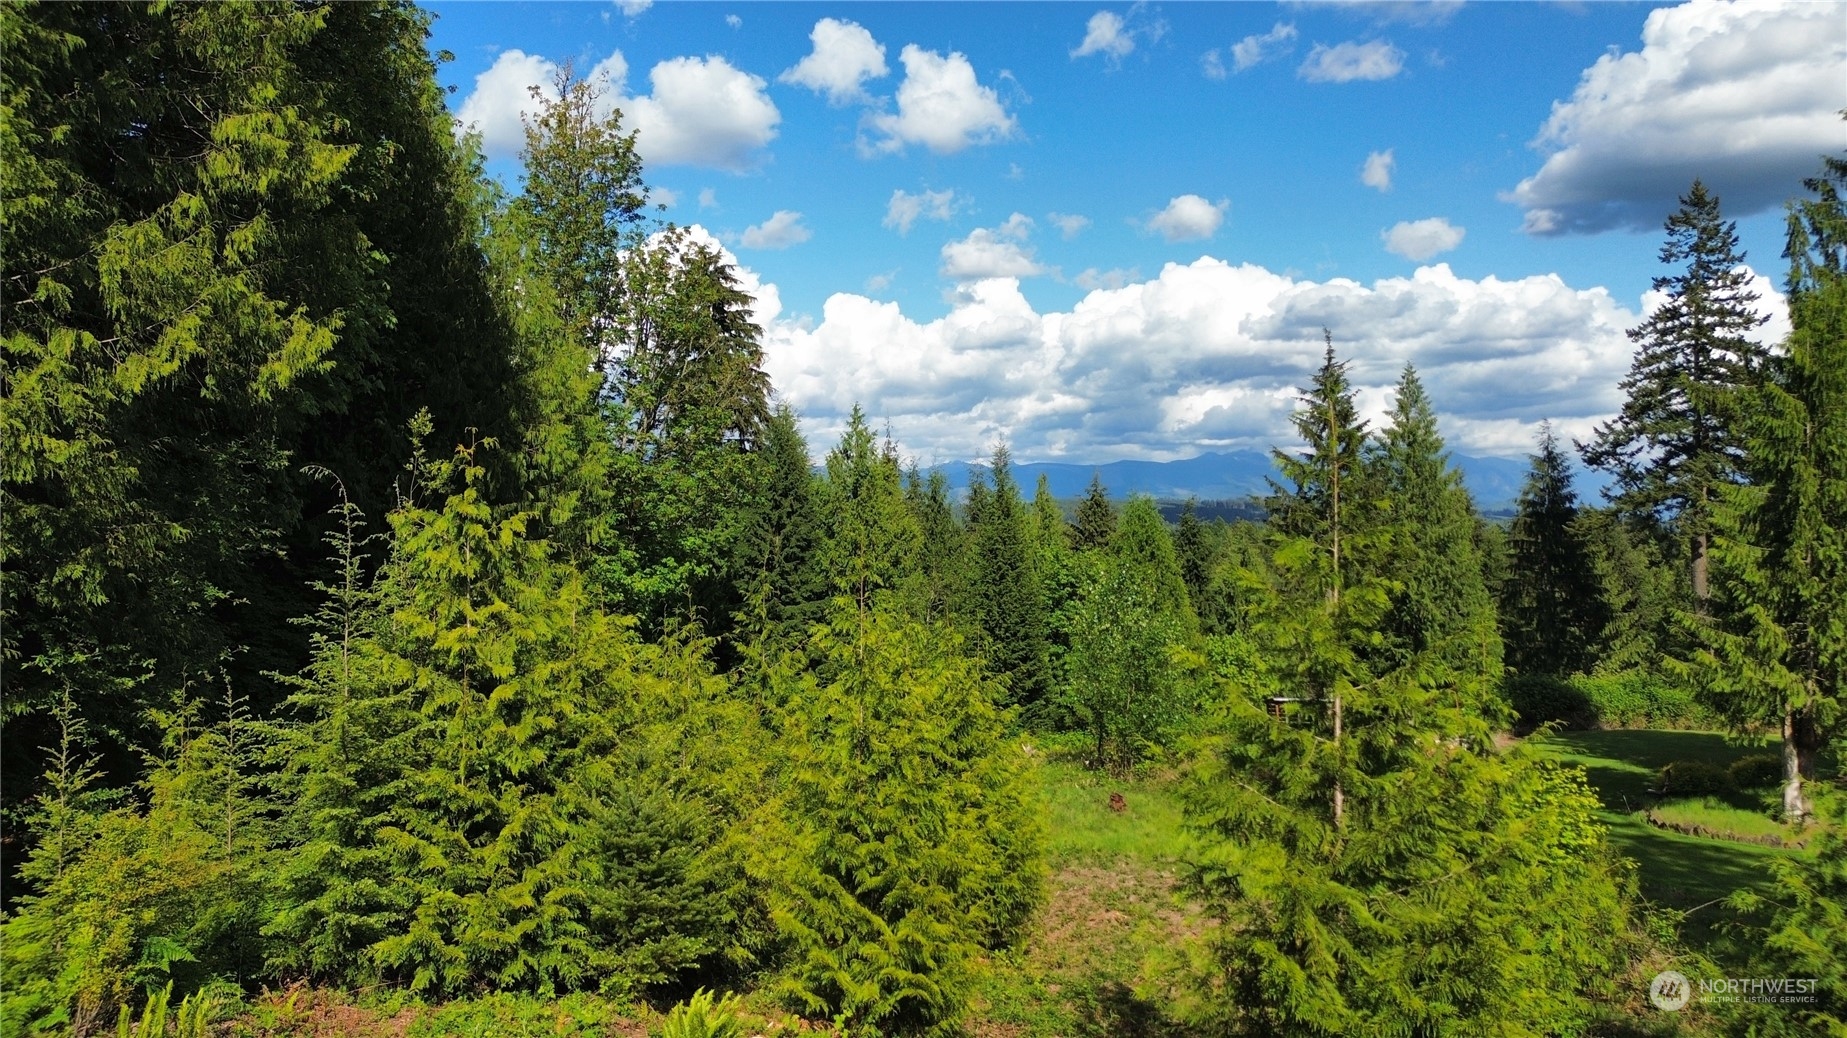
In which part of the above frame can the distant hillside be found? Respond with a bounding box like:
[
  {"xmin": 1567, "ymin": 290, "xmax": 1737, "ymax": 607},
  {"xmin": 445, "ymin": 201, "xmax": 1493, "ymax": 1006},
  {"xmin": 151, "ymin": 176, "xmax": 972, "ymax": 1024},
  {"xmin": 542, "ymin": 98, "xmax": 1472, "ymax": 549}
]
[{"xmin": 929, "ymin": 449, "xmax": 1609, "ymax": 513}]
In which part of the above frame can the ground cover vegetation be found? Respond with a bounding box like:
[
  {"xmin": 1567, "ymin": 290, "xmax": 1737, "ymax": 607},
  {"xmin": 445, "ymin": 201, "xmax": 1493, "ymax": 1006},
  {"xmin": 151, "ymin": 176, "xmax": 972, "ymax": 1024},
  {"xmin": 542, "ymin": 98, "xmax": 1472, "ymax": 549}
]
[{"xmin": 2, "ymin": 5, "xmax": 1842, "ymax": 1036}]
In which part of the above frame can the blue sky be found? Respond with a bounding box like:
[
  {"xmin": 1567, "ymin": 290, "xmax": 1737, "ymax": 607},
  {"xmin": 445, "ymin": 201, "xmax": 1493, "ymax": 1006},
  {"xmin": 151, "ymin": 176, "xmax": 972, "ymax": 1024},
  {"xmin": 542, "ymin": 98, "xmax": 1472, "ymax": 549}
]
[{"xmin": 427, "ymin": 0, "xmax": 1841, "ymax": 463}]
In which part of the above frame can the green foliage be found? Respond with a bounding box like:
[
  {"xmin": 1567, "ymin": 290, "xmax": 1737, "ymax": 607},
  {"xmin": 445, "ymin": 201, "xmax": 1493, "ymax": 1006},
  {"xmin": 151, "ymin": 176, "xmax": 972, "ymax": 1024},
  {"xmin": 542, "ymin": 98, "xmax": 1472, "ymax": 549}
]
[
  {"xmin": 1728, "ymin": 786, "xmax": 1847, "ymax": 1034},
  {"xmin": 1684, "ymin": 151, "xmax": 1847, "ymax": 820},
  {"xmin": 2, "ymin": 692, "xmax": 276, "ymax": 1036},
  {"xmin": 1370, "ymin": 365, "xmax": 1504, "ymax": 709},
  {"xmin": 1070, "ymin": 474, "xmax": 1116, "ymax": 552},
  {"xmin": 814, "ymin": 407, "xmax": 921, "ymax": 614},
  {"xmin": 1058, "ymin": 553, "xmax": 1194, "ymax": 773},
  {"xmin": 1502, "ymin": 671, "xmax": 1711, "ymax": 731},
  {"xmin": 755, "ymin": 604, "xmax": 1045, "ymax": 1035},
  {"xmin": 1581, "ymin": 180, "xmax": 1770, "ymax": 606},
  {"xmin": 268, "ymin": 443, "xmax": 751, "ymax": 997},
  {"xmin": 1502, "ymin": 423, "xmax": 1609, "ymax": 677},
  {"xmin": 1656, "ymin": 760, "xmax": 1735, "ymax": 797},
  {"xmin": 906, "ymin": 466, "xmax": 973, "ymax": 632},
  {"xmin": 112, "ymin": 983, "xmax": 227, "ymax": 1038},
  {"xmin": 736, "ymin": 406, "xmax": 827, "ymax": 647},
  {"xmin": 1111, "ymin": 497, "xmax": 1194, "ymax": 630},
  {"xmin": 1728, "ymin": 753, "xmax": 1784, "ymax": 789},
  {"xmin": 964, "ymin": 444, "xmax": 1051, "ymax": 711},
  {"xmin": 655, "ymin": 989, "xmax": 746, "ymax": 1038},
  {"xmin": 1576, "ymin": 507, "xmax": 1685, "ymax": 672}
]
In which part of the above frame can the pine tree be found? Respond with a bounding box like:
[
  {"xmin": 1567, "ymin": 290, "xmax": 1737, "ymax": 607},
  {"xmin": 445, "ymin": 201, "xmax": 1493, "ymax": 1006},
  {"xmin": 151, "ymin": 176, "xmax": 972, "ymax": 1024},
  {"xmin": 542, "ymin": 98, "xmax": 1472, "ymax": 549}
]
[
  {"xmin": 1175, "ymin": 499, "xmax": 1212, "ymax": 610},
  {"xmin": 1581, "ymin": 180, "xmax": 1769, "ymax": 608},
  {"xmin": 1071, "ymin": 473, "xmax": 1117, "ymax": 551},
  {"xmin": 964, "ymin": 444, "xmax": 1050, "ymax": 711},
  {"xmin": 1502, "ymin": 423, "xmax": 1608, "ymax": 677},
  {"xmin": 1688, "ymin": 154, "xmax": 1846, "ymax": 820},
  {"xmin": 907, "ymin": 466, "xmax": 972, "ymax": 629},
  {"xmin": 1371, "ymin": 366, "xmax": 1502, "ymax": 704}
]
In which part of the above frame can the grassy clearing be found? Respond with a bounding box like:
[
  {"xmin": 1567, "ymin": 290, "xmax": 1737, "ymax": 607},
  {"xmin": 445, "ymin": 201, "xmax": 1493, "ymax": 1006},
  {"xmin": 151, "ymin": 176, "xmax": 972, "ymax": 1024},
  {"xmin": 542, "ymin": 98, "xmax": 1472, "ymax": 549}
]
[
  {"xmin": 1525, "ymin": 730, "xmax": 1795, "ymax": 963},
  {"xmin": 970, "ymin": 760, "xmax": 1199, "ymax": 1037},
  {"xmin": 1648, "ymin": 795, "xmax": 1800, "ymax": 846}
]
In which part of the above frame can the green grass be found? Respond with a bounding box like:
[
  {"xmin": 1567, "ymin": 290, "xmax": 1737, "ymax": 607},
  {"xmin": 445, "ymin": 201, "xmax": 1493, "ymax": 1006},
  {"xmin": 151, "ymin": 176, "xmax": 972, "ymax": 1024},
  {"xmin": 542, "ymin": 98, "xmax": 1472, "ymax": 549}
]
[
  {"xmin": 1036, "ymin": 760, "xmax": 1189, "ymax": 862},
  {"xmin": 1525, "ymin": 729, "xmax": 1796, "ymax": 963},
  {"xmin": 1649, "ymin": 795, "xmax": 1799, "ymax": 846}
]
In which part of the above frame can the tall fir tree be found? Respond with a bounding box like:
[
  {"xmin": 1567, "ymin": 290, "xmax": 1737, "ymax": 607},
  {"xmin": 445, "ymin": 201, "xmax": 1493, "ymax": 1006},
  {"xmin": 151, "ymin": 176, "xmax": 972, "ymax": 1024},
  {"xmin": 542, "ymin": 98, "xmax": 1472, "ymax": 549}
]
[
  {"xmin": 964, "ymin": 445, "xmax": 1050, "ymax": 712},
  {"xmin": 1071, "ymin": 473, "xmax": 1117, "ymax": 551},
  {"xmin": 814, "ymin": 408, "xmax": 921, "ymax": 615},
  {"xmin": 1502, "ymin": 423, "xmax": 1608, "ymax": 677},
  {"xmin": 1175, "ymin": 499, "xmax": 1212, "ymax": 611},
  {"xmin": 1687, "ymin": 154, "xmax": 1846, "ymax": 820},
  {"xmin": 734, "ymin": 405, "xmax": 826, "ymax": 651},
  {"xmin": 906, "ymin": 466, "xmax": 973, "ymax": 631},
  {"xmin": 1580, "ymin": 180, "xmax": 1769, "ymax": 609},
  {"xmin": 1370, "ymin": 366, "xmax": 1503, "ymax": 704}
]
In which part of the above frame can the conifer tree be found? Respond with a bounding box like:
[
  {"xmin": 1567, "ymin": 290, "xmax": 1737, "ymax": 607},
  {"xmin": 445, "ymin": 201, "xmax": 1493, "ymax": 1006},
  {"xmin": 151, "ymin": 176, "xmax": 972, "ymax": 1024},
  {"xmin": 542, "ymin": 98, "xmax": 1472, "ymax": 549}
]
[
  {"xmin": 757, "ymin": 603, "xmax": 1044, "ymax": 1034},
  {"xmin": 1175, "ymin": 499, "xmax": 1212, "ymax": 609},
  {"xmin": 815, "ymin": 408, "xmax": 921, "ymax": 614},
  {"xmin": 1688, "ymin": 155, "xmax": 1846, "ymax": 820},
  {"xmin": 907, "ymin": 466, "xmax": 972, "ymax": 629},
  {"xmin": 1582, "ymin": 181, "xmax": 1769, "ymax": 608},
  {"xmin": 1113, "ymin": 496, "xmax": 1196, "ymax": 629},
  {"xmin": 1502, "ymin": 423, "xmax": 1608, "ymax": 677},
  {"xmin": 1071, "ymin": 473, "xmax": 1117, "ymax": 551},
  {"xmin": 1371, "ymin": 365, "xmax": 1502, "ymax": 701},
  {"xmin": 964, "ymin": 444, "xmax": 1050, "ymax": 710},
  {"xmin": 736, "ymin": 406, "xmax": 826, "ymax": 645},
  {"xmin": 1176, "ymin": 342, "xmax": 1629, "ymax": 1036}
]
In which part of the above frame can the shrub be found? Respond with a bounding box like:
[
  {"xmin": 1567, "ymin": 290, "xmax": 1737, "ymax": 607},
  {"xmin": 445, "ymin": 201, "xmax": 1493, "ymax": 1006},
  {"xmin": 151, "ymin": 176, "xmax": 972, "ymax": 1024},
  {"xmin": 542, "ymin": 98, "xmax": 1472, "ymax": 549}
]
[
  {"xmin": 1503, "ymin": 674, "xmax": 1596, "ymax": 732},
  {"xmin": 1577, "ymin": 672, "xmax": 1711, "ymax": 728},
  {"xmin": 1728, "ymin": 753, "xmax": 1784, "ymax": 790},
  {"xmin": 1657, "ymin": 760, "xmax": 1735, "ymax": 797},
  {"xmin": 655, "ymin": 989, "xmax": 745, "ymax": 1038}
]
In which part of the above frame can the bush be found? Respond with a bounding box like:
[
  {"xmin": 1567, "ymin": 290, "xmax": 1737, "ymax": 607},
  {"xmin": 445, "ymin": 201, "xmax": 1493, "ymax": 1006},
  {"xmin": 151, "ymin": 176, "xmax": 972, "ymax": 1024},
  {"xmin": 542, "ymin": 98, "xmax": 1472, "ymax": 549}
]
[
  {"xmin": 1728, "ymin": 753, "xmax": 1784, "ymax": 790},
  {"xmin": 1577, "ymin": 672, "xmax": 1711, "ymax": 728},
  {"xmin": 1503, "ymin": 674, "xmax": 1596, "ymax": 732},
  {"xmin": 1657, "ymin": 760, "xmax": 1735, "ymax": 797}
]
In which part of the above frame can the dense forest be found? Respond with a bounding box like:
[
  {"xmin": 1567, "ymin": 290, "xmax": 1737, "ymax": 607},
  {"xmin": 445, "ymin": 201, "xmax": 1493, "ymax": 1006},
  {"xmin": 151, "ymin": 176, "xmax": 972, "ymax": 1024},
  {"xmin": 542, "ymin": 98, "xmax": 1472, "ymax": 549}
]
[{"xmin": 2, "ymin": 4, "xmax": 1843, "ymax": 1037}]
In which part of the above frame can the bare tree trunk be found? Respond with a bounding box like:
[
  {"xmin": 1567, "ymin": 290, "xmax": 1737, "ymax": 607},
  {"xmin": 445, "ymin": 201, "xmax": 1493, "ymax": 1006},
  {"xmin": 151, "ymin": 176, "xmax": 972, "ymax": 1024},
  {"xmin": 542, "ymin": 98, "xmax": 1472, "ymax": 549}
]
[
  {"xmin": 1780, "ymin": 705, "xmax": 1810, "ymax": 820},
  {"xmin": 1690, "ymin": 531, "xmax": 1709, "ymax": 613},
  {"xmin": 1332, "ymin": 693, "xmax": 1344, "ymax": 829}
]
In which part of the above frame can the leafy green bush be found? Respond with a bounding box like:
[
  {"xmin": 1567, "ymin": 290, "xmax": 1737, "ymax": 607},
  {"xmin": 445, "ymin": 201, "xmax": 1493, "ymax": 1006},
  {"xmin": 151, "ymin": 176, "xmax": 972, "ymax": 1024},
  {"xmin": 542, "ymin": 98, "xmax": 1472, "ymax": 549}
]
[
  {"xmin": 1503, "ymin": 674, "xmax": 1596, "ymax": 732},
  {"xmin": 655, "ymin": 989, "xmax": 745, "ymax": 1038},
  {"xmin": 1728, "ymin": 753, "xmax": 1784, "ymax": 789},
  {"xmin": 1657, "ymin": 760, "xmax": 1735, "ymax": 797},
  {"xmin": 1576, "ymin": 672, "xmax": 1711, "ymax": 728}
]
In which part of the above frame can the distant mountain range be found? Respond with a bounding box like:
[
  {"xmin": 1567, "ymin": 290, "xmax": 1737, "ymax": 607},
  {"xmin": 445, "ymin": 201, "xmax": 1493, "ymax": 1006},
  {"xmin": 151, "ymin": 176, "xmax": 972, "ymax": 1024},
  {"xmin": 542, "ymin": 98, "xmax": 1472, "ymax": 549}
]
[{"xmin": 927, "ymin": 449, "xmax": 1612, "ymax": 514}]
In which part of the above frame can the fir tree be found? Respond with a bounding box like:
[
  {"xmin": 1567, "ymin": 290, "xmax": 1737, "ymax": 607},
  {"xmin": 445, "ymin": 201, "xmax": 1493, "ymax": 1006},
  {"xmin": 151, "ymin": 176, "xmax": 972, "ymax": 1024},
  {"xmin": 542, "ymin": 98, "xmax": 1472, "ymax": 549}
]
[
  {"xmin": 1371, "ymin": 365, "xmax": 1502, "ymax": 704},
  {"xmin": 815, "ymin": 407, "xmax": 921, "ymax": 615},
  {"xmin": 907, "ymin": 466, "xmax": 972, "ymax": 629},
  {"xmin": 735, "ymin": 406, "xmax": 826, "ymax": 646},
  {"xmin": 1502, "ymin": 424, "xmax": 1608, "ymax": 677},
  {"xmin": 1175, "ymin": 499, "xmax": 1212, "ymax": 610},
  {"xmin": 1688, "ymin": 155, "xmax": 1846, "ymax": 820},
  {"xmin": 964, "ymin": 444, "xmax": 1050, "ymax": 711},
  {"xmin": 1581, "ymin": 180, "xmax": 1769, "ymax": 608},
  {"xmin": 1071, "ymin": 473, "xmax": 1117, "ymax": 551}
]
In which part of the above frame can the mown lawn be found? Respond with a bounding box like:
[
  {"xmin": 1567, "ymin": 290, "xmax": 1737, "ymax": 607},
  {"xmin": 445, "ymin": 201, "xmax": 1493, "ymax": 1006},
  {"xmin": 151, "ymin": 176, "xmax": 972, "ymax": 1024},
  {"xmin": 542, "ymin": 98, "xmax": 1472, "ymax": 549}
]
[{"xmin": 1524, "ymin": 729, "xmax": 1799, "ymax": 964}]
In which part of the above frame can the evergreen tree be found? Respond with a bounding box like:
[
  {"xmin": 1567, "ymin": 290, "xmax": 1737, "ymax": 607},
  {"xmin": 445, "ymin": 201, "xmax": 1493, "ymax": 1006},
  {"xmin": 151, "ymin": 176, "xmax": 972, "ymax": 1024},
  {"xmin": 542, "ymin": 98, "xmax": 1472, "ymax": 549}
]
[
  {"xmin": 1581, "ymin": 180, "xmax": 1769, "ymax": 608},
  {"xmin": 907, "ymin": 466, "xmax": 972, "ymax": 629},
  {"xmin": 1688, "ymin": 155, "xmax": 1846, "ymax": 820},
  {"xmin": 269, "ymin": 439, "xmax": 742, "ymax": 996},
  {"xmin": 1175, "ymin": 499, "xmax": 1212, "ymax": 610},
  {"xmin": 1113, "ymin": 496, "xmax": 1195, "ymax": 629},
  {"xmin": 756, "ymin": 603, "xmax": 1044, "ymax": 1035},
  {"xmin": 964, "ymin": 444, "xmax": 1050, "ymax": 711},
  {"xmin": 1574, "ymin": 508, "xmax": 1682, "ymax": 674},
  {"xmin": 735, "ymin": 406, "xmax": 826, "ymax": 645},
  {"xmin": 1502, "ymin": 424, "xmax": 1608, "ymax": 677},
  {"xmin": 814, "ymin": 407, "xmax": 920, "ymax": 615},
  {"xmin": 1371, "ymin": 366, "xmax": 1502, "ymax": 703},
  {"xmin": 1071, "ymin": 473, "xmax": 1117, "ymax": 551}
]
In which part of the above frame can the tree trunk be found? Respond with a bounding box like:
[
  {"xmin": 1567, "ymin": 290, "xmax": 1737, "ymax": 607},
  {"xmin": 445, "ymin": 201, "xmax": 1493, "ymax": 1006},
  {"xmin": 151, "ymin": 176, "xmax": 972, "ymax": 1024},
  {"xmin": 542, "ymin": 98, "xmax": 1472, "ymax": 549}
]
[
  {"xmin": 1783, "ymin": 707, "xmax": 1821, "ymax": 821},
  {"xmin": 1332, "ymin": 692, "xmax": 1344, "ymax": 830},
  {"xmin": 1690, "ymin": 531, "xmax": 1709, "ymax": 613}
]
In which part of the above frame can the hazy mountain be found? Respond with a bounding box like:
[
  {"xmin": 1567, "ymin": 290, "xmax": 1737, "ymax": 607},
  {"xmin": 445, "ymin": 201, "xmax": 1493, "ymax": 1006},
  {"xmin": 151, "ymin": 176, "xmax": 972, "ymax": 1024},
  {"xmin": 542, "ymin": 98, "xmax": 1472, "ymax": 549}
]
[{"xmin": 931, "ymin": 450, "xmax": 1609, "ymax": 514}]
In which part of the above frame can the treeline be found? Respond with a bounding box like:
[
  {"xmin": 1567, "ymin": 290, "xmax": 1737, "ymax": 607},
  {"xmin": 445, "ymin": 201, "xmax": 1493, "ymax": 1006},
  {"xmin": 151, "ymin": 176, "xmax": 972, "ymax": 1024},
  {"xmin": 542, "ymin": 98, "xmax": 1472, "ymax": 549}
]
[{"xmin": 2, "ymin": 4, "xmax": 1843, "ymax": 1036}]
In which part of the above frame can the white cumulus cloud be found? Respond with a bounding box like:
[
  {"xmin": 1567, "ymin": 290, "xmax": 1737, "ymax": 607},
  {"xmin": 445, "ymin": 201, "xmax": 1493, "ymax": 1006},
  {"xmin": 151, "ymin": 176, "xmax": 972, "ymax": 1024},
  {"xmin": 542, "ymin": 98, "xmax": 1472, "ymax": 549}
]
[
  {"xmin": 779, "ymin": 18, "xmax": 888, "ymax": 105},
  {"xmin": 455, "ymin": 49, "xmax": 778, "ymax": 171},
  {"xmin": 1298, "ymin": 40, "xmax": 1405, "ymax": 82},
  {"xmin": 1362, "ymin": 148, "xmax": 1394, "ymax": 191},
  {"xmin": 884, "ymin": 188, "xmax": 959, "ymax": 235},
  {"xmin": 1071, "ymin": 11, "xmax": 1135, "ymax": 61},
  {"xmin": 863, "ymin": 46, "xmax": 1018, "ymax": 155},
  {"xmin": 1507, "ymin": 0, "xmax": 1847, "ymax": 236},
  {"xmin": 1146, "ymin": 195, "xmax": 1229, "ymax": 242},
  {"xmin": 740, "ymin": 210, "xmax": 812, "ymax": 250},
  {"xmin": 940, "ymin": 214, "xmax": 1044, "ymax": 281},
  {"xmin": 1382, "ymin": 218, "xmax": 1465, "ymax": 260},
  {"xmin": 1232, "ymin": 22, "xmax": 1299, "ymax": 72}
]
